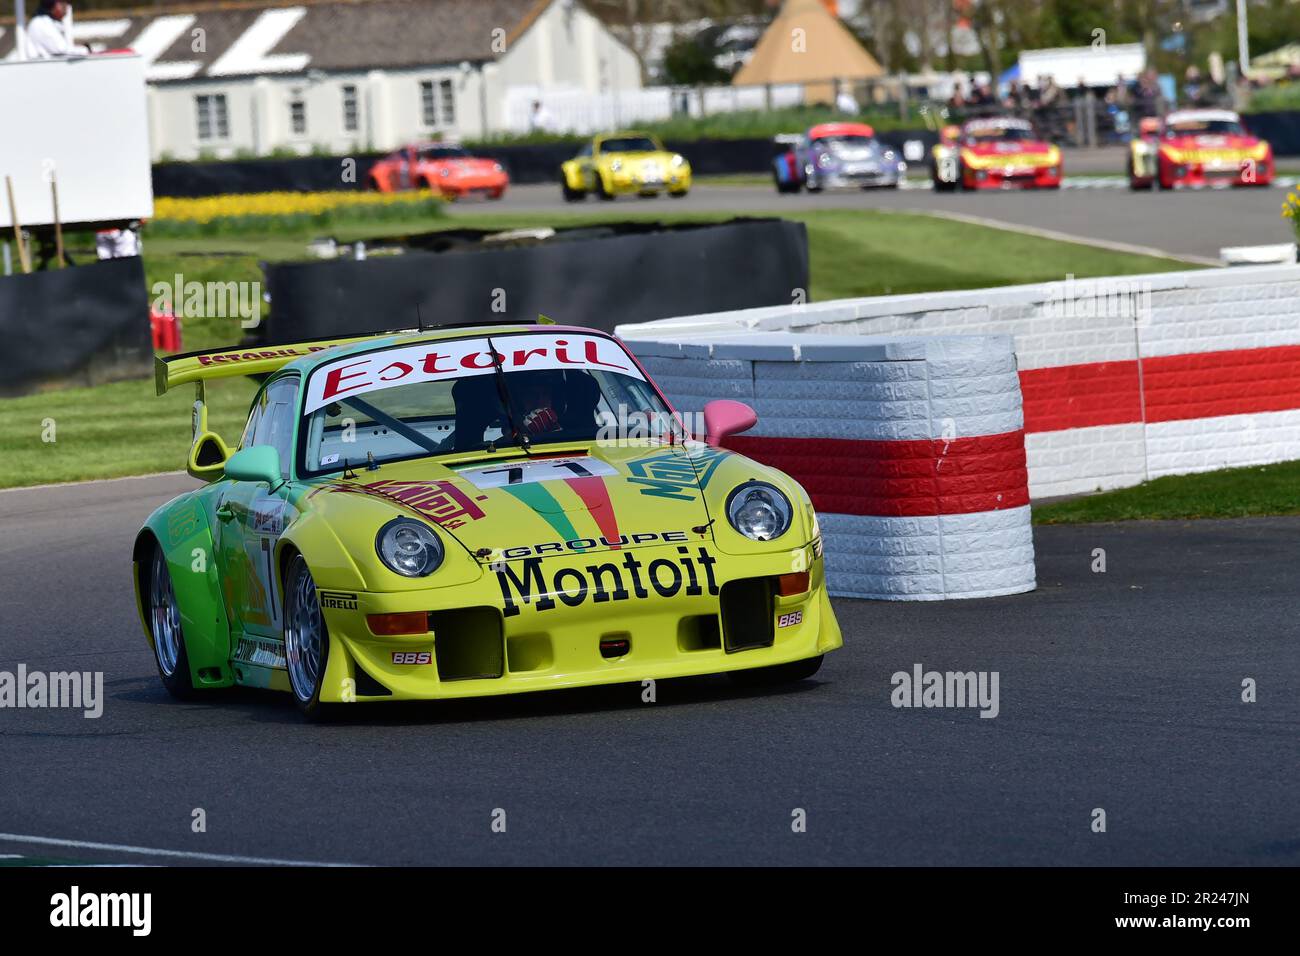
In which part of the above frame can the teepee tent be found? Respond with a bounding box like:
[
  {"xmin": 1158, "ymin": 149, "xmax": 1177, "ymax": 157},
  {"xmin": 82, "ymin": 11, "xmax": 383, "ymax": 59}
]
[{"xmin": 733, "ymin": 0, "xmax": 884, "ymax": 103}]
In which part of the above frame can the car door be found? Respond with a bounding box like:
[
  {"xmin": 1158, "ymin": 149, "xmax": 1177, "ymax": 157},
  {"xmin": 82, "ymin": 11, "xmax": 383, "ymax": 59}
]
[{"xmin": 215, "ymin": 376, "xmax": 300, "ymax": 639}]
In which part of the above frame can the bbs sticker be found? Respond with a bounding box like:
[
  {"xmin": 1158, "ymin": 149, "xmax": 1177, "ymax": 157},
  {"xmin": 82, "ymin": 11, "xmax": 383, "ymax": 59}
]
[
  {"xmin": 777, "ymin": 610, "xmax": 803, "ymax": 628},
  {"xmin": 392, "ymin": 651, "xmax": 433, "ymax": 665}
]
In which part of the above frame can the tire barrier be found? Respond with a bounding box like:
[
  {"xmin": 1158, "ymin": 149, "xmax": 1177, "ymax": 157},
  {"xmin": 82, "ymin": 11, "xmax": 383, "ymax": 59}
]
[
  {"xmin": 257, "ymin": 218, "xmax": 808, "ymax": 344},
  {"xmin": 0, "ymin": 256, "xmax": 152, "ymax": 397},
  {"xmin": 631, "ymin": 334, "xmax": 1035, "ymax": 601},
  {"xmin": 619, "ymin": 263, "xmax": 1300, "ymax": 498}
]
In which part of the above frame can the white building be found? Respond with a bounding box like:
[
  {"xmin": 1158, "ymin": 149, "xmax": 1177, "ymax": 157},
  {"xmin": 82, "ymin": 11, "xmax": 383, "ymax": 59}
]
[{"xmin": 0, "ymin": 0, "xmax": 642, "ymax": 161}]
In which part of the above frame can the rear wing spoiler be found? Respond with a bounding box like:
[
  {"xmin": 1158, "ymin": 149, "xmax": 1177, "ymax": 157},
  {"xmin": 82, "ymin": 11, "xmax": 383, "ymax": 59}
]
[{"xmin": 153, "ymin": 334, "xmax": 401, "ymax": 396}]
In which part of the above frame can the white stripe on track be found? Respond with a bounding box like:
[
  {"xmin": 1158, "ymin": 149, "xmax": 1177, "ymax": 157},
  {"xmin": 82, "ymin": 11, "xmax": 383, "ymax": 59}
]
[{"xmin": 0, "ymin": 832, "xmax": 359, "ymax": 867}]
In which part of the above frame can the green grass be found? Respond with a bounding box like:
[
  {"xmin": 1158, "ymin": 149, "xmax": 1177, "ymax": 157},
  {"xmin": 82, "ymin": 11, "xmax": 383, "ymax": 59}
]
[
  {"xmin": 0, "ymin": 376, "xmax": 256, "ymax": 488},
  {"xmin": 1, "ymin": 206, "xmax": 1194, "ymax": 489},
  {"xmin": 1033, "ymin": 460, "xmax": 1300, "ymax": 524}
]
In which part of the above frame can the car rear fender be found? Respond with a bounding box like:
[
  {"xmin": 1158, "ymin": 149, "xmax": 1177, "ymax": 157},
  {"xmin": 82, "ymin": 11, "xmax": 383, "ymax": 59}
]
[{"xmin": 134, "ymin": 493, "xmax": 234, "ymax": 687}]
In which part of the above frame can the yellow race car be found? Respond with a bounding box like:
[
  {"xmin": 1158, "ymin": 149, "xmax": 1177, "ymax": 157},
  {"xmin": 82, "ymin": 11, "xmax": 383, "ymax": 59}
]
[
  {"xmin": 136, "ymin": 325, "xmax": 840, "ymax": 719},
  {"xmin": 560, "ymin": 132, "xmax": 691, "ymax": 201}
]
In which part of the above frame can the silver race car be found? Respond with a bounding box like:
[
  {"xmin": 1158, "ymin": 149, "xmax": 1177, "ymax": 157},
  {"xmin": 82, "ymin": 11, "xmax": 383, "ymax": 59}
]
[{"xmin": 773, "ymin": 121, "xmax": 906, "ymax": 193}]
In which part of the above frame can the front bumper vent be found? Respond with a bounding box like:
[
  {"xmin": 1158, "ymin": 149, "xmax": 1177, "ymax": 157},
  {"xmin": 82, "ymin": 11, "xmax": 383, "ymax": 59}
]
[{"xmin": 720, "ymin": 578, "xmax": 774, "ymax": 653}]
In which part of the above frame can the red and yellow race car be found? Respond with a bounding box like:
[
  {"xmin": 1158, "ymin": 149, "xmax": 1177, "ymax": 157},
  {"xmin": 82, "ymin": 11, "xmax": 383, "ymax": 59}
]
[
  {"xmin": 367, "ymin": 142, "xmax": 509, "ymax": 200},
  {"xmin": 1128, "ymin": 109, "xmax": 1273, "ymax": 190},
  {"xmin": 931, "ymin": 117, "xmax": 1061, "ymax": 191}
]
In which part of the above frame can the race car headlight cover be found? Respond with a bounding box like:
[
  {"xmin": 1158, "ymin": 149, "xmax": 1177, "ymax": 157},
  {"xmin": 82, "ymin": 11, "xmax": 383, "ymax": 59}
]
[
  {"xmin": 376, "ymin": 518, "xmax": 444, "ymax": 577},
  {"xmin": 670, "ymin": 154, "xmax": 685, "ymax": 168},
  {"xmin": 726, "ymin": 482, "xmax": 793, "ymax": 541},
  {"xmin": 817, "ymin": 152, "xmax": 835, "ymax": 169}
]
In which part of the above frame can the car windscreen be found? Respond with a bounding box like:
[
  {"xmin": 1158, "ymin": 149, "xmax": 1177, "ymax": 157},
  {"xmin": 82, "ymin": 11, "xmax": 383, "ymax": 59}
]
[
  {"xmin": 965, "ymin": 125, "xmax": 1035, "ymax": 143},
  {"xmin": 419, "ymin": 146, "xmax": 470, "ymax": 159},
  {"xmin": 298, "ymin": 333, "xmax": 676, "ymax": 475},
  {"xmin": 1165, "ymin": 120, "xmax": 1243, "ymax": 137},
  {"xmin": 600, "ymin": 137, "xmax": 659, "ymax": 153},
  {"xmin": 813, "ymin": 135, "xmax": 874, "ymax": 148}
]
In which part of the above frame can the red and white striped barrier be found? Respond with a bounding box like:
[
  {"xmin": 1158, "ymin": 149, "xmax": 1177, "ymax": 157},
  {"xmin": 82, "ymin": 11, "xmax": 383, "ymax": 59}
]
[
  {"xmin": 622, "ymin": 263, "xmax": 1300, "ymax": 498},
  {"xmin": 632, "ymin": 334, "xmax": 1035, "ymax": 600}
]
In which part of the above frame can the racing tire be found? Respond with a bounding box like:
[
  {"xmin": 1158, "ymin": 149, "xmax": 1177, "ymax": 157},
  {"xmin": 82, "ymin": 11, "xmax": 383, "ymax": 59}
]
[
  {"xmin": 145, "ymin": 542, "xmax": 198, "ymax": 700},
  {"xmin": 1127, "ymin": 160, "xmax": 1154, "ymax": 191},
  {"xmin": 727, "ymin": 654, "xmax": 824, "ymax": 687},
  {"xmin": 489, "ymin": 188, "xmax": 506, "ymax": 200},
  {"xmin": 597, "ymin": 174, "xmax": 615, "ymax": 201},
  {"xmin": 668, "ymin": 189, "xmax": 689, "ymax": 198},
  {"xmin": 773, "ymin": 175, "xmax": 801, "ymax": 194},
  {"xmin": 561, "ymin": 182, "xmax": 586, "ymax": 202},
  {"xmin": 284, "ymin": 554, "xmax": 335, "ymax": 721}
]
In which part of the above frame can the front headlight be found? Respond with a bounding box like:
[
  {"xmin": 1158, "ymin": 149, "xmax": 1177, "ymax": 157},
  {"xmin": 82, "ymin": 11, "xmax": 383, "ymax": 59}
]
[
  {"xmin": 610, "ymin": 159, "xmax": 623, "ymax": 172},
  {"xmin": 493, "ymin": 162, "xmax": 503, "ymax": 171},
  {"xmin": 671, "ymin": 154, "xmax": 685, "ymax": 168},
  {"xmin": 376, "ymin": 518, "xmax": 444, "ymax": 577},
  {"xmin": 817, "ymin": 153, "xmax": 834, "ymax": 169},
  {"xmin": 726, "ymin": 482, "xmax": 793, "ymax": 541}
]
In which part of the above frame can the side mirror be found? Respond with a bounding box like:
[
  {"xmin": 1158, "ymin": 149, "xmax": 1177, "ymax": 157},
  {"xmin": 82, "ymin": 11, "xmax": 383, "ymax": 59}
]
[
  {"xmin": 187, "ymin": 432, "xmax": 231, "ymax": 482},
  {"xmin": 703, "ymin": 400, "xmax": 757, "ymax": 447},
  {"xmin": 224, "ymin": 446, "xmax": 282, "ymax": 486}
]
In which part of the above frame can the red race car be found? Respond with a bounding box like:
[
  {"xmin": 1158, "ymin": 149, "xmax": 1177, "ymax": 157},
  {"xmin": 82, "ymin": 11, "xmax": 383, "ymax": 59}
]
[
  {"xmin": 367, "ymin": 142, "xmax": 509, "ymax": 199},
  {"xmin": 1128, "ymin": 109, "xmax": 1273, "ymax": 190},
  {"xmin": 932, "ymin": 117, "xmax": 1062, "ymax": 191}
]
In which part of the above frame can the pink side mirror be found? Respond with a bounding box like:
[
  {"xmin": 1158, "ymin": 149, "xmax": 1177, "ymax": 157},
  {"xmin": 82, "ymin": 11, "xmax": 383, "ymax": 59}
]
[{"xmin": 703, "ymin": 400, "xmax": 757, "ymax": 447}]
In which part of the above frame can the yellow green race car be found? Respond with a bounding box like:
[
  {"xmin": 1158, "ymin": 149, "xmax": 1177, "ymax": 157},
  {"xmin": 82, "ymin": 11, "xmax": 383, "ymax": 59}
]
[
  {"xmin": 134, "ymin": 325, "xmax": 840, "ymax": 718},
  {"xmin": 560, "ymin": 132, "xmax": 691, "ymax": 201}
]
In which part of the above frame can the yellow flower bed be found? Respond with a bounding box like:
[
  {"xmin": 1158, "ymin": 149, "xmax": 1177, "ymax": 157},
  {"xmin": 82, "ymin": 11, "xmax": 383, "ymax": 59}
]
[
  {"xmin": 1283, "ymin": 186, "xmax": 1300, "ymax": 221},
  {"xmin": 154, "ymin": 190, "xmax": 439, "ymax": 224}
]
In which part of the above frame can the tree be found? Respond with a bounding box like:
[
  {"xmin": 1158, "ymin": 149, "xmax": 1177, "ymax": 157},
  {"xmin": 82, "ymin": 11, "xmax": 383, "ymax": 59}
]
[{"xmin": 662, "ymin": 30, "xmax": 729, "ymax": 84}]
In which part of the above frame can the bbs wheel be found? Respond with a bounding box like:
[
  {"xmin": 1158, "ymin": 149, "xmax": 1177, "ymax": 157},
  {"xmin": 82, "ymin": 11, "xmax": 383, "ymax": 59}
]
[
  {"xmin": 284, "ymin": 554, "xmax": 333, "ymax": 719},
  {"xmin": 147, "ymin": 543, "xmax": 197, "ymax": 700}
]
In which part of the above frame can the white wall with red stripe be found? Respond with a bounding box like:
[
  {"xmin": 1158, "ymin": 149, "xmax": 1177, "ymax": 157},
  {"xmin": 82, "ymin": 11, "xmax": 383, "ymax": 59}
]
[
  {"xmin": 629, "ymin": 334, "xmax": 1037, "ymax": 601},
  {"xmin": 620, "ymin": 263, "xmax": 1300, "ymax": 500}
]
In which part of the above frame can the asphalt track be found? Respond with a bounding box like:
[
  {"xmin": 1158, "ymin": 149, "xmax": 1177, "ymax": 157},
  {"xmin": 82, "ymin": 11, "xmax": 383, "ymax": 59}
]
[
  {"xmin": 0, "ymin": 474, "xmax": 1296, "ymax": 866},
  {"xmin": 449, "ymin": 180, "xmax": 1294, "ymax": 263}
]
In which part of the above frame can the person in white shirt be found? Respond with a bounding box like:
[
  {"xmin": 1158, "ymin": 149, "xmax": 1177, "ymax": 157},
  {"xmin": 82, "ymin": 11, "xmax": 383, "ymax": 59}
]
[
  {"xmin": 24, "ymin": 1, "xmax": 89, "ymax": 59},
  {"xmin": 835, "ymin": 87, "xmax": 860, "ymax": 115},
  {"xmin": 529, "ymin": 100, "xmax": 556, "ymax": 133}
]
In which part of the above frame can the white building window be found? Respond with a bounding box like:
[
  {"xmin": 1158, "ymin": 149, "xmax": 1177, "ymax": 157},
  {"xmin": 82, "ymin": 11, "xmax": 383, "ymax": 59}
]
[
  {"xmin": 420, "ymin": 80, "xmax": 437, "ymax": 127},
  {"xmin": 195, "ymin": 94, "xmax": 229, "ymax": 141},
  {"xmin": 439, "ymin": 79, "xmax": 455, "ymax": 126},
  {"xmin": 290, "ymin": 96, "xmax": 307, "ymax": 136},
  {"xmin": 342, "ymin": 84, "xmax": 359, "ymax": 133}
]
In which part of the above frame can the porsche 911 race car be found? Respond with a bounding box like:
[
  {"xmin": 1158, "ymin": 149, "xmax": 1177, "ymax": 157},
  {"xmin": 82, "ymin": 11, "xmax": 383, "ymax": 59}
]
[
  {"xmin": 367, "ymin": 142, "xmax": 508, "ymax": 199},
  {"xmin": 931, "ymin": 117, "xmax": 1062, "ymax": 191},
  {"xmin": 1127, "ymin": 109, "xmax": 1273, "ymax": 190},
  {"xmin": 771, "ymin": 122, "xmax": 906, "ymax": 193},
  {"xmin": 559, "ymin": 132, "xmax": 691, "ymax": 200},
  {"xmin": 135, "ymin": 326, "xmax": 840, "ymax": 718}
]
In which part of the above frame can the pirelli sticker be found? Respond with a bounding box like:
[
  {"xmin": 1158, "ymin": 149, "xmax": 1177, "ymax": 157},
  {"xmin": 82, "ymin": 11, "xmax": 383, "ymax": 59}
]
[{"xmin": 318, "ymin": 590, "xmax": 358, "ymax": 611}]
